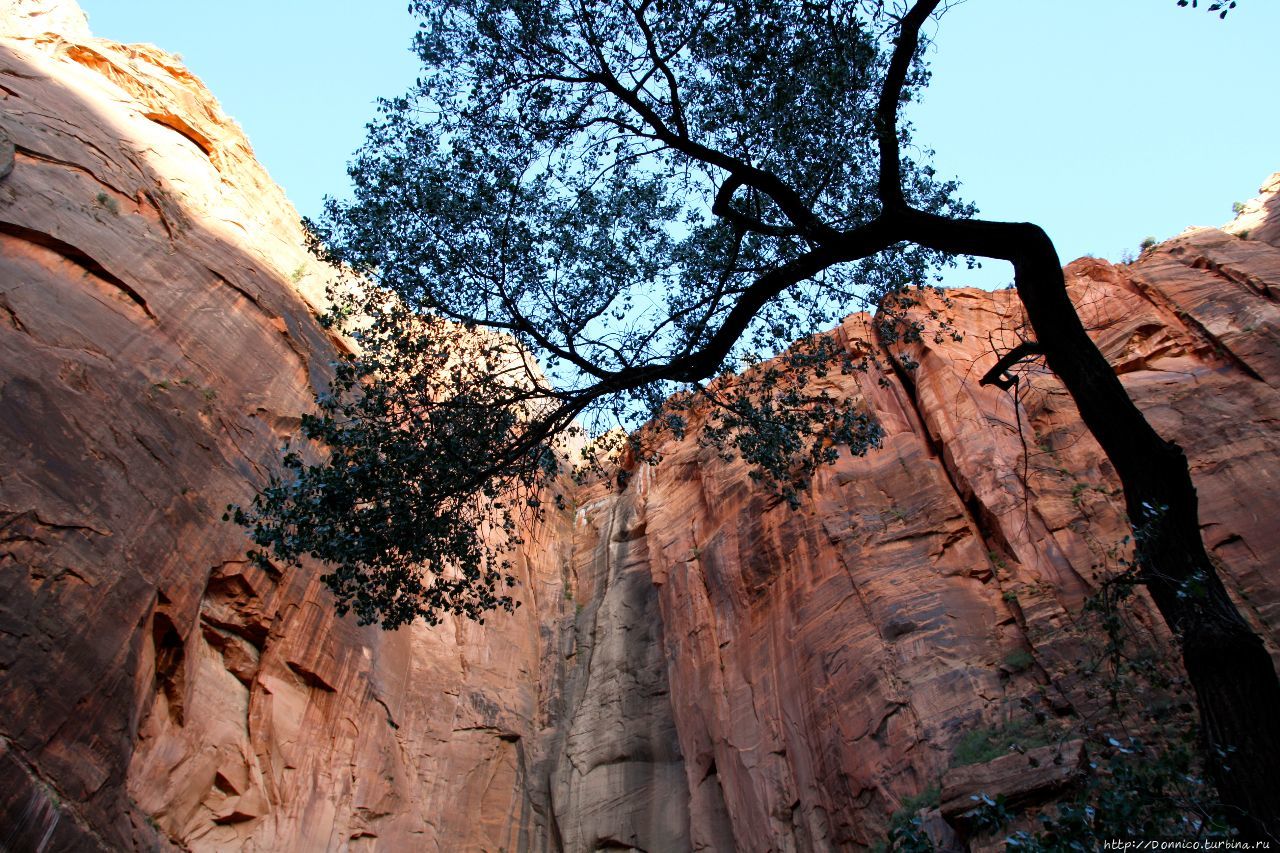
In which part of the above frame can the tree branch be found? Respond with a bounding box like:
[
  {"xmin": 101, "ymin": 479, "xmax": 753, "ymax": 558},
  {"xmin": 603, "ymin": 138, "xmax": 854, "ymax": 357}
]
[
  {"xmin": 713, "ymin": 174, "xmax": 802, "ymax": 237},
  {"xmin": 978, "ymin": 340, "xmax": 1043, "ymax": 390},
  {"xmin": 876, "ymin": 0, "xmax": 941, "ymax": 210},
  {"xmin": 629, "ymin": 0, "xmax": 689, "ymax": 137}
]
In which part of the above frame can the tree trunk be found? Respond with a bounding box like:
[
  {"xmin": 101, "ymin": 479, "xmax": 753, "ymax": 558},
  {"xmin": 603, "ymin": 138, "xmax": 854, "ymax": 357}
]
[{"xmin": 906, "ymin": 211, "xmax": 1280, "ymax": 840}]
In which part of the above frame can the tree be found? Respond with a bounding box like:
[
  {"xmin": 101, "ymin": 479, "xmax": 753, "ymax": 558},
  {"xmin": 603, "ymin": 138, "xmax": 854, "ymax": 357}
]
[{"xmin": 234, "ymin": 0, "xmax": 1276, "ymax": 838}]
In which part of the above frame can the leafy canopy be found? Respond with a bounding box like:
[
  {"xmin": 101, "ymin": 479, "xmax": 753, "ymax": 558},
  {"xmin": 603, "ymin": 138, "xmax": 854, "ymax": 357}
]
[
  {"xmin": 235, "ymin": 0, "xmax": 1236, "ymax": 629},
  {"xmin": 234, "ymin": 0, "xmax": 972, "ymax": 628}
]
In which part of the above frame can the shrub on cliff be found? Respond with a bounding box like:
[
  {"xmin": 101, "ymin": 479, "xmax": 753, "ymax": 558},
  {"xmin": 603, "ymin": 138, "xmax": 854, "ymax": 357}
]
[{"xmin": 886, "ymin": 573, "xmax": 1234, "ymax": 850}]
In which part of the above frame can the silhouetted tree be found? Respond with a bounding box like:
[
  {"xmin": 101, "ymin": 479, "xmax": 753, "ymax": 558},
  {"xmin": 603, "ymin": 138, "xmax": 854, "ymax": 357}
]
[{"xmin": 234, "ymin": 0, "xmax": 1275, "ymax": 836}]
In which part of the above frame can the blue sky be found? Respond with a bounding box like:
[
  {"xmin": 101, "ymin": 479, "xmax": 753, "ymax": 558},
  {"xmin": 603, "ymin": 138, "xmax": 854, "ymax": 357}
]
[{"xmin": 79, "ymin": 0, "xmax": 1277, "ymax": 290}]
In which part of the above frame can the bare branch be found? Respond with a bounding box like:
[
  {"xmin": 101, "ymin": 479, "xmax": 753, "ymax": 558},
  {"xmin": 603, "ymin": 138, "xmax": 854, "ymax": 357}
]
[{"xmin": 875, "ymin": 0, "xmax": 941, "ymax": 209}]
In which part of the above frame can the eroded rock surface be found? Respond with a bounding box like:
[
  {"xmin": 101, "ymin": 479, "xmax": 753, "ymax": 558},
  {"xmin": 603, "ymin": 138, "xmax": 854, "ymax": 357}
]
[
  {"xmin": 628, "ymin": 237, "xmax": 1280, "ymax": 848},
  {"xmin": 2, "ymin": 2, "xmax": 1278, "ymax": 851},
  {"xmin": 1225, "ymin": 171, "xmax": 1280, "ymax": 250},
  {"xmin": 0, "ymin": 7, "xmax": 580, "ymax": 851},
  {"xmin": 939, "ymin": 741, "xmax": 1086, "ymax": 822}
]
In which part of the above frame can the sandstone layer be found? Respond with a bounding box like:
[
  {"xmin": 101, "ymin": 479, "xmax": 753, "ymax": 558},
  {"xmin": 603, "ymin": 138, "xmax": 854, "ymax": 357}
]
[
  {"xmin": 2, "ymin": 3, "xmax": 1278, "ymax": 851},
  {"xmin": 0, "ymin": 7, "xmax": 577, "ymax": 851}
]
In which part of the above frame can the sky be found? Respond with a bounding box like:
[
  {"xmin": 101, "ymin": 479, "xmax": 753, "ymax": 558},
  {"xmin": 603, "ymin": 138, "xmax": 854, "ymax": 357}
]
[{"xmin": 78, "ymin": 0, "xmax": 1278, "ymax": 291}]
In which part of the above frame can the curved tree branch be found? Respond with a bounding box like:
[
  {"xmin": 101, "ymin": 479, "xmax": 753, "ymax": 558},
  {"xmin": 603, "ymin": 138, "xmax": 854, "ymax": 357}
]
[
  {"xmin": 876, "ymin": 0, "xmax": 940, "ymax": 209},
  {"xmin": 978, "ymin": 340, "xmax": 1043, "ymax": 389},
  {"xmin": 713, "ymin": 174, "xmax": 802, "ymax": 237}
]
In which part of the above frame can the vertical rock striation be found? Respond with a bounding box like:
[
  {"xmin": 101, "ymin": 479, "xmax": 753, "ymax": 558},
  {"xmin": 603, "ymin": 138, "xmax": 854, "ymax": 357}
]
[
  {"xmin": 0, "ymin": 6, "xmax": 581, "ymax": 850},
  {"xmin": 533, "ymin": 482, "xmax": 693, "ymax": 852},
  {"xmin": 1, "ymin": 2, "xmax": 1278, "ymax": 849}
]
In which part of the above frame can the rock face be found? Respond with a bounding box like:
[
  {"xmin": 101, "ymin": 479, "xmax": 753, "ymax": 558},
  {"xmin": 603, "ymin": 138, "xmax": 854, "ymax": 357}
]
[
  {"xmin": 1, "ymin": 3, "xmax": 1278, "ymax": 851},
  {"xmin": 0, "ymin": 0, "xmax": 86, "ymax": 40},
  {"xmin": 1226, "ymin": 172, "xmax": 1280, "ymax": 249},
  {"xmin": 0, "ymin": 8, "xmax": 575, "ymax": 852},
  {"xmin": 939, "ymin": 741, "xmax": 1086, "ymax": 822}
]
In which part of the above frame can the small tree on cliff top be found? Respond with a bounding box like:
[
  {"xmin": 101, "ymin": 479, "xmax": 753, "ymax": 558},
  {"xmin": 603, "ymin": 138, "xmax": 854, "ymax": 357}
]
[{"xmin": 234, "ymin": 0, "xmax": 1279, "ymax": 837}]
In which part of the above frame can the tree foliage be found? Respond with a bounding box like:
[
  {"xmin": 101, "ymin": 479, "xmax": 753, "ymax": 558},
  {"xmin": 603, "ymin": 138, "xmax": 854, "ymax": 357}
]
[
  {"xmin": 230, "ymin": 308, "xmax": 553, "ymax": 626},
  {"xmin": 234, "ymin": 0, "xmax": 1252, "ymax": 635},
  {"xmin": 235, "ymin": 0, "xmax": 974, "ymax": 627},
  {"xmin": 1176, "ymin": 0, "xmax": 1238, "ymax": 19}
]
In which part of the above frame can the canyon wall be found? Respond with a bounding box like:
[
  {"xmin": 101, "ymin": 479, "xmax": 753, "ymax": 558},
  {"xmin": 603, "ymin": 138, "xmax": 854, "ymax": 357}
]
[
  {"xmin": 1, "ymin": 3, "xmax": 1277, "ymax": 850},
  {"xmin": 628, "ymin": 232, "xmax": 1280, "ymax": 848},
  {"xmin": 0, "ymin": 7, "xmax": 574, "ymax": 850}
]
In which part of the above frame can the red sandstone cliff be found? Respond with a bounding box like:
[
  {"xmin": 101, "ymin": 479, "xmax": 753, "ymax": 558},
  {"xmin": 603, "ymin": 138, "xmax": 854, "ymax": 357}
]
[
  {"xmin": 0, "ymin": 6, "xmax": 576, "ymax": 850},
  {"xmin": 1, "ymin": 2, "xmax": 1277, "ymax": 850}
]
